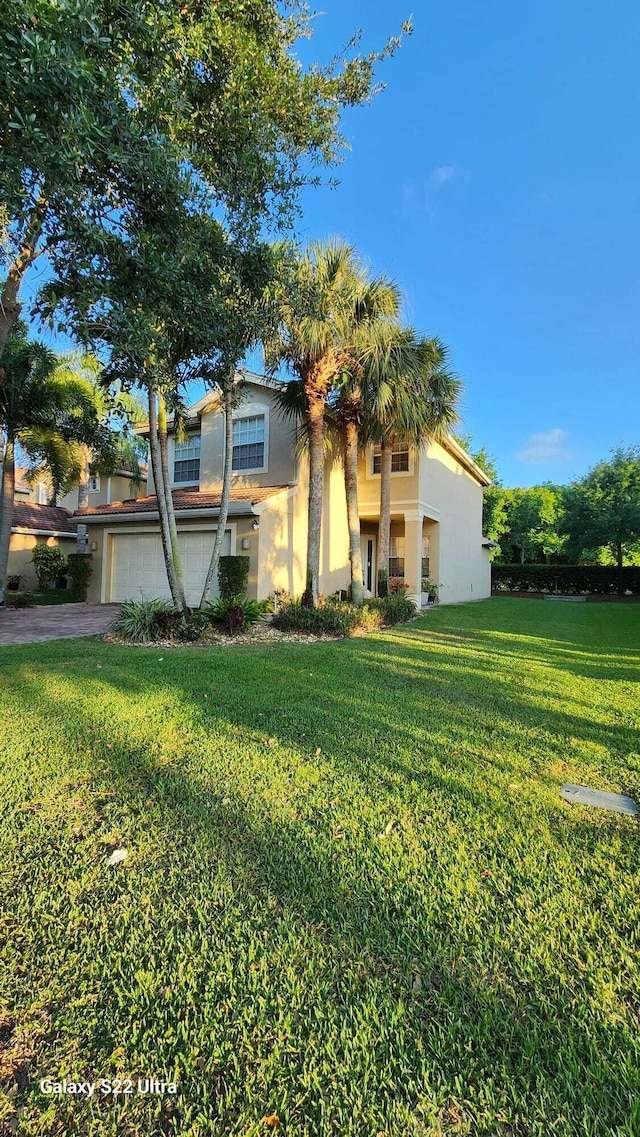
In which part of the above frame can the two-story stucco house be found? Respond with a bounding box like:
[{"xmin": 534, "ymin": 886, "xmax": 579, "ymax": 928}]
[{"xmin": 75, "ymin": 373, "xmax": 493, "ymax": 607}]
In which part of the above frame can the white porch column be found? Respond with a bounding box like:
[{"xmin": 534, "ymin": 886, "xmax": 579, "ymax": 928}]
[{"xmin": 403, "ymin": 511, "xmax": 423, "ymax": 606}]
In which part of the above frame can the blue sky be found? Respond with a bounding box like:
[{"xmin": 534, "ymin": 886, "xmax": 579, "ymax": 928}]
[
  {"xmin": 277, "ymin": 0, "xmax": 640, "ymax": 487},
  {"xmin": 23, "ymin": 1, "xmax": 640, "ymax": 488}
]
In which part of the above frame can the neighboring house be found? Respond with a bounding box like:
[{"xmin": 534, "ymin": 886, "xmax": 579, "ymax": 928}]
[
  {"xmin": 74, "ymin": 373, "xmax": 493, "ymax": 607},
  {"xmin": 14, "ymin": 465, "xmax": 147, "ymax": 512},
  {"xmin": 6, "ymin": 502, "xmax": 77, "ymax": 591}
]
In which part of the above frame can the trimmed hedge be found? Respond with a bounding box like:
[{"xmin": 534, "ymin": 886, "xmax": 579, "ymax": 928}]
[
  {"xmin": 66, "ymin": 553, "xmax": 93, "ymax": 601},
  {"xmin": 218, "ymin": 555, "xmax": 250, "ymax": 600},
  {"xmin": 492, "ymin": 564, "xmax": 640, "ymax": 595}
]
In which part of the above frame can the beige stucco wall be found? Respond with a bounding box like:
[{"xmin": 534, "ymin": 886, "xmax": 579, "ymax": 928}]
[
  {"xmin": 17, "ymin": 475, "xmax": 145, "ymax": 512},
  {"xmin": 357, "ymin": 444, "xmax": 420, "ymax": 517},
  {"xmin": 420, "ymin": 440, "xmax": 491, "ymax": 604},
  {"xmin": 146, "ymin": 382, "xmax": 298, "ymax": 497},
  {"xmin": 8, "ymin": 533, "xmax": 76, "ymax": 591}
]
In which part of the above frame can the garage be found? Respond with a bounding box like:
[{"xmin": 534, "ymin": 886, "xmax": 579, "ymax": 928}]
[{"xmin": 109, "ymin": 528, "xmax": 231, "ymax": 606}]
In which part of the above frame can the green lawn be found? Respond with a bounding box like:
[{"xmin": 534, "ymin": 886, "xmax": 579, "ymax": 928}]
[{"xmin": 0, "ymin": 599, "xmax": 638, "ymax": 1137}]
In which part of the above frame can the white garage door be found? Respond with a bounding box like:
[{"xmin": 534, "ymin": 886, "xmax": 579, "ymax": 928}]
[{"xmin": 110, "ymin": 529, "xmax": 231, "ymax": 606}]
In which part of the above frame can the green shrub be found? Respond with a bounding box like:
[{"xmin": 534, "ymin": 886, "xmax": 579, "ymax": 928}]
[
  {"xmin": 31, "ymin": 545, "xmax": 66, "ymax": 589},
  {"xmin": 110, "ymin": 598, "xmax": 173, "ymax": 643},
  {"xmin": 207, "ymin": 595, "xmax": 269, "ymax": 635},
  {"xmin": 66, "ymin": 553, "xmax": 93, "ymax": 601},
  {"xmin": 175, "ymin": 611, "xmax": 211, "ymax": 641},
  {"xmin": 272, "ymin": 600, "xmax": 361, "ymax": 637},
  {"xmin": 218, "ymin": 555, "xmax": 250, "ymax": 600},
  {"xmin": 272, "ymin": 595, "xmax": 418, "ymax": 636},
  {"xmin": 376, "ymin": 594, "xmax": 417, "ymax": 624},
  {"xmin": 491, "ymin": 564, "xmax": 640, "ymax": 595},
  {"xmin": 5, "ymin": 590, "xmax": 36, "ymax": 608}
]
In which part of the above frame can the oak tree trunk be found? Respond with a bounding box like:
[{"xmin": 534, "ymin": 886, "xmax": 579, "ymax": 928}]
[
  {"xmin": 147, "ymin": 390, "xmax": 185, "ymax": 612},
  {"xmin": 0, "ymin": 439, "xmax": 16, "ymax": 587},
  {"xmin": 200, "ymin": 383, "xmax": 234, "ymax": 607},
  {"xmin": 0, "ymin": 196, "xmax": 48, "ymax": 358},
  {"xmin": 158, "ymin": 394, "xmax": 187, "ymax": 613}
]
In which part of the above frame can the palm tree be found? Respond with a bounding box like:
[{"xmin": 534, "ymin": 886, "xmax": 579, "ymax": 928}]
[
  {"xmin": 0, "ymin": 328, "xmax": 109, "ymax": 586},
  {"xmin": 23, "ymin": 351, "xmax": 146, "ymax": 509},
  {"xmin": 365, "ymin": 334, "xmax": 461, "ymax": 593},
  {"xmin": 263, "ymin": 240, "xmax": 400, "ymax": 606},
  {"xmin": 332, "ymin": 321, "xmax": 431, "ymax": 603}
]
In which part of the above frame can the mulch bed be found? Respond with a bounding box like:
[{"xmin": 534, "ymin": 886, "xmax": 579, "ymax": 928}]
[{"xmin": 103, "ymin": 624, "xmax": 344, "ymax": 649}]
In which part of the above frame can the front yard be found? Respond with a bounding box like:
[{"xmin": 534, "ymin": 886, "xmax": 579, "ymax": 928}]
[{"xmin": 0, "ymin": 599, "xmax": 638, "ymax": 1137}]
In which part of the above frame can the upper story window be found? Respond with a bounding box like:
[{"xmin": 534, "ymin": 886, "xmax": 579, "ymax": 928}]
[
  {"xmin": 232, "ymin": 414, "xmax": 265, "ymax": 472},
  {"xmin": 35, "ymin": 482, "xmax": 49, "ymax": 505},
  {"xmin": 174, "ymin": 435, "xmax": 201, "ymax": 483},
  {"xmin": 88, "ymin": 475, "xmax": 100, "ymax": 493},
  {"xmin": 372, "ymin": 443, "xmax": 410, "ymax": 474}
]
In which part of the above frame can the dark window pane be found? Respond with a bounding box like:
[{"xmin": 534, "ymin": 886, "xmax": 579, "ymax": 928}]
[
  {"xmin": 232, "ymin": 442, "xmax": 265, "ymax": 471},
  {"xmin": 389, "ymin": 557, "xmax": 405, "ymax": 578},
  {"xmin": 174, "ymin": 459, "xmax": 200, "ymax": 483}
]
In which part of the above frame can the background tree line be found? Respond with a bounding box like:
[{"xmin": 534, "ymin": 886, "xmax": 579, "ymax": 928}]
[{"xmin": 468, "ymin": 443, "xmax": 640, "ymax": 570}]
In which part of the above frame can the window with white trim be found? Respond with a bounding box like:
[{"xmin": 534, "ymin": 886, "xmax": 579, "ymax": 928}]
[
  {"xmin": 389, "ymin": 535, "xmax": 405, "ymax": 579},
  {"xmin": 173, "ymin": 435, "xmax": 201, "ymax": 483},
  {"xmin": 232, "ymin": 414, "xmax": 265, "ymax": 471},
  {"xmin": 422, "ymin": 535, "xmax": 431, "ymax": 579},
  {"xmin": 372, "ymin": 443, "xmax": 410, "ymax": 474},
  {"xmin": 88, "ymin": 475, "xmax": 100, "ymax": 493}
]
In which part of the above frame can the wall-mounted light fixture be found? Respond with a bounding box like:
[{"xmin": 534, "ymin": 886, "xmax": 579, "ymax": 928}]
[
  {"xmin": 90, "ymin": 541, "xmax": 98, "ymax": 552},
  {"xmin": 241, "ymin": 537, "xmax": 250, "ymax": 551},
  {"xmin": 252, "ymin": 518, "xmax": 260, "ymax": 531}
]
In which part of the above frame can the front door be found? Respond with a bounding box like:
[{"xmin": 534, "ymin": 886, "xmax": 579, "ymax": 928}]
[{"xmin": 360, "ymin": 535, "xmax": 376, "ymax": 595}]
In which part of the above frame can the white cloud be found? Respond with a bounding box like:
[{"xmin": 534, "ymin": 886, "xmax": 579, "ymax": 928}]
[
  {"xmin": 427, "ymin": 165, "xmax": 457, "ymax": 190},
  {"xmin": 516, "ymin": 428, "xmax": 570, "ymax": 465}
]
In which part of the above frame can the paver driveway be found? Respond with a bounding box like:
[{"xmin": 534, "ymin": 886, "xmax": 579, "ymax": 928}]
[{"xmin": 0, "ymin": 603, "xmax": 119, "ymax": 646}]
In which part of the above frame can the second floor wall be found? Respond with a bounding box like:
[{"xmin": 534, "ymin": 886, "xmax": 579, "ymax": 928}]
[
  {"xmin": 147, "ymin": 379, "xmax": 298, "ymax": 495},
  {"xmin": 15, "ymin": 470, "xmax": 146, "ymax": 512}
]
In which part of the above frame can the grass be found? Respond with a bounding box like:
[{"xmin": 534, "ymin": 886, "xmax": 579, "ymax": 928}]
[{"xmin": 0, "ymin": 598, "xmax": 638, "ymax": 1137}]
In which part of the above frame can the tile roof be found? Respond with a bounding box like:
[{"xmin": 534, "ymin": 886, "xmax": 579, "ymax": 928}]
[
  {"xmin": 74, "ymin": 485, "xmax": 292, "ymax": 518},
  {"xmin": 12, "ymin": 502, "xmax": 76, "ymax": 535}
]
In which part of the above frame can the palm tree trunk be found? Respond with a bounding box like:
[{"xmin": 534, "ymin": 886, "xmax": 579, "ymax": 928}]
[
  {"xmin": 344, "ymin": 419, "xmax": 364, "ymax": 605},
  {"xmin": 200, "ymin": 382, "xmax": 234, "ymax": 607},
  {"xmin": 0, "ymin": 439, "xmax": 16, "ymax": 587},
  {"xmin": 0, "ymin": 195, "xmax": 48, "ymax": 358},
  {"xmin": 158, "ymin": 394, "xmax": 187, "ymax": 613},
  {"xmin": 377, "ymin": 440, "xmax": 393, "ymax": 591},
  {"xmin": 147, "ymin": 390, "xmax": 185, "ymax": 612},
  {"xmin": 77, "ymin": 446, "xmax": 91, "ymax": 511},
  {"xmin": 303, "ymin": 389, "xmax": 326, "ymax": 607}
]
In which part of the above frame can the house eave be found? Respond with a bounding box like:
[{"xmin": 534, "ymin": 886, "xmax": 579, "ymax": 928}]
[
  {"xmin": 78, "ymin": 503, "xmax": 259, "ymax": 525},
  {"xmin": 11, "ymin": 526, "xmax": 76, "ymax": 538}
]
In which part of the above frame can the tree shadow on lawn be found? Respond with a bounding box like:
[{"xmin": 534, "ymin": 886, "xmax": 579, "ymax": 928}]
[
  {"xmin": 416, "ymin": 604, "xmax": 640, "ymax": 682},
  {"xmin": 6, "ymin": 649, "xmax": 640, "ymax": 1134}
]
